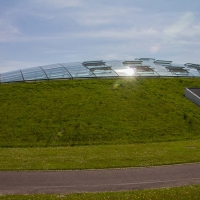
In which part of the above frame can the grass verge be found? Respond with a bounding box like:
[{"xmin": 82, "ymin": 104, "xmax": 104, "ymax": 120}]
[
  {"xmin": 0, "ymin": 185, "xmax": 200, "ymax": 199},
  {"xmin": 0, "ymin": 140, "xmax": 199, "ymax": 170}
]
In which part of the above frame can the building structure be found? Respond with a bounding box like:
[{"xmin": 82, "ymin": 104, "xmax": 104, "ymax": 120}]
[{"xmin": 1, "ymin": 58, "xmax": 200, "ymax": 83}]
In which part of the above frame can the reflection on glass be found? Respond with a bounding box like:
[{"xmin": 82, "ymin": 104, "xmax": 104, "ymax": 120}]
[
  {"xmin": 106, "ymin": 61, "xmax": 135, "ymax": 77},
  {"xmin": 115, "ymin": 68, "xmax": 135, "ymax": 76}
]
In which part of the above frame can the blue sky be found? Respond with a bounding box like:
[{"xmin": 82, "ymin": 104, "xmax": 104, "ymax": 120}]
[{"xmin": 0, "ymin": 0, "xmax": 200, "ymax": 73}]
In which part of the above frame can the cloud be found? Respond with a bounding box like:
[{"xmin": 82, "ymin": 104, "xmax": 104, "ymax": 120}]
[
  {"xmin": 71, "ymin": 6, "xmax": 142, "ymax": 26},
  {"xmin": 150, "ymin": 43, "xmax": 161, "ymax": 53},
  {"xmin": 0, "ymin": 19, "xmax": 21, "ymax": 42},
  {"xmin": 0, "ymin": 25, "xmax": 159, "ymax": 43},
  {"xmin": 163, "ymin": 12, "xmax": 195, "ymax": 40},
  {"xmin": 41, "ymin": 47, "xmax": 74, "ymax": 54},
  {"xmin": 33, "ymin": 0, "xmax": 83, "ymax": 8},
  {"xmin": 148, "ymin": 12, "xmax": 200, "ymax": 53},
  {"xmin": 72, "ymin": 27, "xmax": 159, "ymax": 40}
]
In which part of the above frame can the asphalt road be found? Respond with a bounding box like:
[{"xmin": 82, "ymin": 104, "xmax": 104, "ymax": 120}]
[{"xmin": 0, "ymin": 163, "xmax": 200, "ymax": 194}]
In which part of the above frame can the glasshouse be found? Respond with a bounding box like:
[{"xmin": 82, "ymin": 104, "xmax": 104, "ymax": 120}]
[{"xmin": 1, "ymin": 58, "xmax": 200, "ymax": 83}]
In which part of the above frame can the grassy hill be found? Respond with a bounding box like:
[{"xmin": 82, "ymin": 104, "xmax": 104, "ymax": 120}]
[{"xmin": 0, "ymin": 78, "xmax": 200, "ymax": 147}]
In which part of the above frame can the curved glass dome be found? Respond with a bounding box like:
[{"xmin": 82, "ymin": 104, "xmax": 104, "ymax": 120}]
[{"xmin": 1, "ymin": 58, "xmax": 200, "ymax": 83}]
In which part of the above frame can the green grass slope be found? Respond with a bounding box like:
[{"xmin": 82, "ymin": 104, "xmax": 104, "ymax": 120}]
[{"xmin": 0, "ymin": 78, "xmax": 200, "ymax": 147}]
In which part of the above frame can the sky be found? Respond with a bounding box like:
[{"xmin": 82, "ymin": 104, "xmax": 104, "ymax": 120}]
[{"xmin": 0, "ymin": 0, "xmax": 200, "ymax": 73}]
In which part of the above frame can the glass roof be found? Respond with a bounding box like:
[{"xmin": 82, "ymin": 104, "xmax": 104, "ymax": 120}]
[
  {"xmin": 61, "ymin": 62, "xmax": 96, "ymax": 78},
  {"xmin": 42, "ymin": 64, "xmax": 72, "ymax": 79},
  {"xmin": 1, "ymin": 70, "xmax": 24, "ymax": 83},
  {"xmin": 21, "ymin": 67, "xmax": 48, "ymax": 81},
  {"xmin": 83, "ymin": 61, "xmax": 118, "ymax": 78},
  {"xmin": 1, "ymin": 58, "xmax": 200, "ymax": 83}
]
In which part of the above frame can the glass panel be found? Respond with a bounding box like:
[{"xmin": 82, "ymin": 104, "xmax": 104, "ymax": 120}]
[
  {"xmin": 1, "ymin": 70, "xmax": 21, "ymax": 76},
  {"xmin": 85, "ymin": 63, "xmax": 118, "ymax": 77},
  {"xmin": 139, "ymin": 58, "xmax": 155, "ymax": 66},
  {"xmin": 82, "ymin": 60, "xmax": 105, "ymax": 66},
  {"xmin": 1, "ymin": 70, "xmax": 23, "ymax": 83},
  {"xmin": 185, "ymin": 63, "xmax": 200, "ymax": 68},
  {"xmin": 90, "ymin": 67, "xmax": 118, "ymax": 77},
  {"xmin": 139, "ymin": 58, "xmax": 155, "ymax": 61},
  {"xmin": 156, "ymin": 70, "xmax": 177, "ymax": 77},
  {"xmin": 122, "ymin": 61, "xmax": 159, "ymax": 77},
  {"xmin": 165, "ymin": 67, "xmax": 193, "ymax": 77},
  {"xmin": 151, "ymin": 64, "xmax": 177, "ymax": 77},
  {"xmin": 154, "ymin": 60, "xmax": 172, "ymax": 66},
  {"xmin": 186, "ymin": 69, "xmax": 200, "ymax": 77},
  {"xmin": 129, "ymin": 66, "xmax": 159, "ymax": 77},
  {"xmin": 21, "ymin": 67, "xmax": 48, "ymax": 81},
  {"xmin": 1, "ymin": 76, "xmax": 23, "ymax": 83},
  {"xmin": 61, "ymin": 62, "xmax": 96, "ymax": 78},
  {"xmin": 123, "ymin": 60, "xmax": 143, "ymax": 66},
  {"xmin": 106, "ymin": 61, "xmax": 137, "ymax": 77},
  {"xmin": 106, "ymin": 61, "xmax": 124, "ymax": 69},
  {"xmin": 185, "ymin": 64, "xmax": 200, "ymax": 77},
  {"xmin": 172, "ymin": 70, "xmax": 189, "ymax": 76},
  {"xmin": 21, "ymin": 67, "xmax": 42, "ymax": 72},
  {"xmin": 42, "ymin": 64, "xmax": 71, "ymax": 79}
]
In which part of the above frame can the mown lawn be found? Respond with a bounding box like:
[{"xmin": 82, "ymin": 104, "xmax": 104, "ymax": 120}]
[
  {"xmin": 0, "ymin": 78, "xmax": 200, "ymax": 147},
  {"xmin": 1, "ymin": 185, "xmax": 200, "ymax": 199},
  {"xmin": 0, "ymin": 140, "xmax": 200, "ymax": 170}
]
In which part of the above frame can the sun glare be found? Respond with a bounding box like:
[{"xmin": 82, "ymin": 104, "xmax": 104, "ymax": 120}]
[{"xmin": 116, "ymin": 67, "xmax": 135, "ymax": 76}]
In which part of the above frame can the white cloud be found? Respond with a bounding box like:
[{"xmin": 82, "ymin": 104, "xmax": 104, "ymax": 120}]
[
  {"xmin": 0, "ymin": 19, "xmax": 21, "ymax": 42},
  {"xmin": 33, "ymin": 0, "xmax": 83, "ymax": 8},
  {"xmin": 103, "ymin": 53, "xmax": 137, "ymax": 60},
  {"xmin": 41, "ymin": 47, "xmax": 74, "ymax": 54},
  {"xmin": 163, "ymin": 12, "xmax": 195, "ymax": 40},
  {"xmin": 184, "ymin": 24, "xmax": 200, "ymax": 37},
  {"xmin": 0, "ymin": 34, "xmax": 59, "ymax": 43},
  {"xmin": 71, "ymin": 6, "xmax": 142, "ymax": 26},
  {"xmin": 72, "ymin": 27, "xmax": 159, "ymax": 39},
  {"xmin": 0, "ymin": 26, "xmax": 159, "ymax": 43},
  {"xmin": 147, "ymin": 12, "xmax": 200, "ymax": 53},
  {"xmin": 150, "ymin": 43, "xmax": 161, "ymax": 53}
]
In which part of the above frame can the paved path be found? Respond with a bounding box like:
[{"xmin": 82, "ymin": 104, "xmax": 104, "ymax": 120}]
[{"xmin": 0, "ymin": 163, "xmax": 200, "ymax": 194}]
